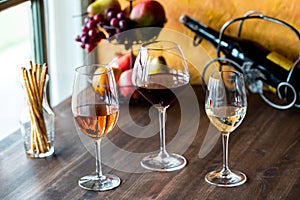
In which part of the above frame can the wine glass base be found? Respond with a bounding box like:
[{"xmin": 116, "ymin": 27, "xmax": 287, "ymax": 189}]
[
  {"xmin": 205, "ymin": 170, "xmax": 247, "ymax": 187},
  {"xmin": 78, "ymin": 174, "xmax": 121, "ymax": 191},
  {"xmin": 141, "ymin": 153, "xmax": 187, "ymax": 172}
]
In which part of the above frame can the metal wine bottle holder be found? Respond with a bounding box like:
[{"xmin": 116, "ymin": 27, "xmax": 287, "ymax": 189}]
[{"xmin": 201, "ymin": 11, "xmax": 300, "ymax": 109}]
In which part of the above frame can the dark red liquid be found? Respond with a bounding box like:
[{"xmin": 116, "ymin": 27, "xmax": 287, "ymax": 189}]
[{"xmin": 136, "ymin": 74, "xmax": 189, "ymax": 107}]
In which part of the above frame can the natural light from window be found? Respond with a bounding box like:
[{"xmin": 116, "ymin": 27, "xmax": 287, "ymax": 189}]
[{"xmin": 0, "ymin": 1, "xmax": 32, "ymax": 140}]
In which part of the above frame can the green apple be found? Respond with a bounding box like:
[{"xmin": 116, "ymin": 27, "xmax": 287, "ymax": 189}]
[
  {"xmin": 149, "ymin": 56, "xmax": 169, "ymax": 74},
  {"xmin": 87, "ymin": 0, "xmax": 121, "ymax": 17}
]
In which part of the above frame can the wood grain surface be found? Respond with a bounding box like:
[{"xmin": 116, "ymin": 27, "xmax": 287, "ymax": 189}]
[{"xmin": 1, "ymin": 86, "xmax": 300, "ymax": 200}]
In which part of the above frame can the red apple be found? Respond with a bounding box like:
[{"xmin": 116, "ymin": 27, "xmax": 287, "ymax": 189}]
[
  {"xmin": 129, "ymin": 0, "xmax": 167, "ymax": 27},
  {"xmin": 110, "ymin": 53, "xmax": 137, "ymax": 72},
  {"xmin": 110, "ymin": 53, "xmax": 131, "ymax": 72},
  {"xmin": 118, "ymin": 69, "xmax": 139, "ymax": 99}
]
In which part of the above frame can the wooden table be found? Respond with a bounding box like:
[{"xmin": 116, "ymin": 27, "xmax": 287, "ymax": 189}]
[{"xmin": 1, "ymin": 86, "xmax": 300, "ymax": 200}]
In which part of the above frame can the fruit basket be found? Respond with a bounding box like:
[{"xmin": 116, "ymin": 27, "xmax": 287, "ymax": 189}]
[
  {"xmin": 75, "ymin": 0, "xmax": 168, "ymax": 103},
  {"xmin": 107, "ymin": 26, "xmax": 163, "ymax": 50},
  {"xmin": 107, "ymin": 48, "xmax": 143, "ymax": 103},
  {"xmin": 75, "ymin": 0, "xmax": 167, "ymax": 52}
]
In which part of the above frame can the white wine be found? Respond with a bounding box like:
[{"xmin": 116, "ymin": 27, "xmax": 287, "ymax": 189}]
[{"xmin": 206, "ymin": 106, "xmax": 246, "ymax": 133}]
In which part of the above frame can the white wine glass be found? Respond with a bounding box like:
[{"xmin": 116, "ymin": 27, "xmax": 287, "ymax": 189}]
[
  {"xmin": 204, "ymin": 70, "xmax": 247, "ymax": 187},
  {"xmin": 132, "ymin": 40, "xmax": 190, "ymax": 171},
  {"xmin": 71, "ymin": 64, "xmax": 120, "ymax": 191}
]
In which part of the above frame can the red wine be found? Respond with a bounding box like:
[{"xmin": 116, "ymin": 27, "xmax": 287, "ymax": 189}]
[
  {"xmin": 136, "ymin": 74, "xmax": 189, "ymax": 107},
  {"xmin": 74, "ymin": 104, "xmax": 119, "ymax": 138},
  {"xmin": 180, "ymin": 14, "xmax": 300, "ymax": 102}
]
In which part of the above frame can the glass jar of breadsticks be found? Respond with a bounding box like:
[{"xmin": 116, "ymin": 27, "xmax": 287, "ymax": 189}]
[{"xmin": 19, "ymin": 62, "xmax": 55, "ymax": 158}]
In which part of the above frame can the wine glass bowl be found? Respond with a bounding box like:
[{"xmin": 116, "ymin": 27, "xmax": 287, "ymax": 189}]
[
  {"xmin": 132, "ymin": 40, "xmax": 190, "ymax": 171},
  {"xmin": 72, "ymin": 64, "xmax": 120, "ymax": 191},
  {"xmin": 204, "ymin": 70, "xmax": 247, "ymax": 187}
]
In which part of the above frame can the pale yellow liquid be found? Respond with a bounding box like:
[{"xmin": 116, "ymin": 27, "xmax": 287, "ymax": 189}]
[{"xmin": 206, "ymin": 106, "xmax": 246, "ymax": 133}]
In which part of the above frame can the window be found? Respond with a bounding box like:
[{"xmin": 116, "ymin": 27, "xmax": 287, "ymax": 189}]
[
  {"xmin": 0, "ymin": 0, "xmax": 46, "ymax": 140},
  {"xmin": 0, "ymin": 0, "xmax": 87, "ymax": 140}
]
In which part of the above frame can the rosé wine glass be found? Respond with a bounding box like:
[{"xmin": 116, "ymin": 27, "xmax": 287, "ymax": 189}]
[{"xmin": 72, "ymin": 64, "xmax": 120, "ymax": 191}]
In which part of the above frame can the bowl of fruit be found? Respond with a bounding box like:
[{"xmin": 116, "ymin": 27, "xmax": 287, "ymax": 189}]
[
  {"xmin": 75, "ymin": 0, "xmax": 167, "ymax": 52},
  {"xmin": 107, "ymin": 52, "xmax": 140, "ymax": 103},
  {"xmin": 75, "ymin": 0, "xmax": 167, "ymax": 102}
]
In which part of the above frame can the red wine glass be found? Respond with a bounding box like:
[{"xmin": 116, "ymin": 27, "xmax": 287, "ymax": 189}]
[{"xmin": 132, "ymin": 40, "xmax": 190, "ymax": 171}]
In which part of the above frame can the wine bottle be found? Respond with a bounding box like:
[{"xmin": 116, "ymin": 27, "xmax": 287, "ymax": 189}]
[{"xmin": 180, "ymin": 14, "xmax": 300, "ymax": 102}]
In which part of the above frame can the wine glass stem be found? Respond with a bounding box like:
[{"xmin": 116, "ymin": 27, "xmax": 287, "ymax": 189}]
[
  {"xmin": 157, "ymin": 106, "xmax": 169, "ymax": 158},
  {"xmin": 95, "ymin": 138, "xmax": 104, "ymax": 179},
  {"xmin": 221, "ymin": 132, "xmax": 231, "ymax": 176}
]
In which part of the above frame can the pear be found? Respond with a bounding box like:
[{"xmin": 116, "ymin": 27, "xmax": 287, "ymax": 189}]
[
  {"xmin": 87, "ymin": 0, "xmax": 121, "ymax": 17},
  {"xmin": 149, "ymin": 56, "xmax": 169, "ymax": 74},
  {"xmin": 92, "ymin": 67, "xmax": 121, "ymax": 96},
  {"xmin": 92, "ymin": 67, "xmax": 109, "ymax": 96}
]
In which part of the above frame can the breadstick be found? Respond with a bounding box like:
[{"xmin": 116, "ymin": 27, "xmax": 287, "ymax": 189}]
[
  {"xmin": 21, "ymin": 63, "xmax": 50, "ymax": 154},
  {"xmin": 39, "ymin": 64, "xmax": 48, "ymax": 99},
  {"xmin": 36, "ymin": 64, "xmax": 41, "ymax": 86},
  {"xmin": 22, "ymin": 68, "xmax": 45, "ymax": 152}
]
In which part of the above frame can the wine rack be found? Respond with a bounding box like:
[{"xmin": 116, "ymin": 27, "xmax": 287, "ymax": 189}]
[{"xmin": 201, "ymin": 11, "xmax": 300, "ymax": 109}]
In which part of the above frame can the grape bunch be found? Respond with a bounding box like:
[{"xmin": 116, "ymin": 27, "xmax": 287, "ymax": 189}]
[{"xmin": 75, "ymin": 8, "xmax": 133, "ymax": 53}]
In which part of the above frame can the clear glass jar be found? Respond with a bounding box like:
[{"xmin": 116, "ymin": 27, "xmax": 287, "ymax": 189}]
[{"xmin": 19, "ymin": 77, "xmax": 55, "ymax": 158}]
